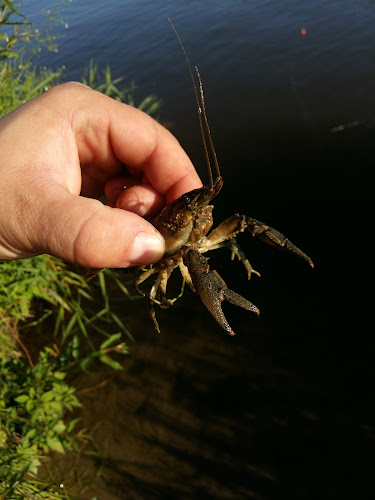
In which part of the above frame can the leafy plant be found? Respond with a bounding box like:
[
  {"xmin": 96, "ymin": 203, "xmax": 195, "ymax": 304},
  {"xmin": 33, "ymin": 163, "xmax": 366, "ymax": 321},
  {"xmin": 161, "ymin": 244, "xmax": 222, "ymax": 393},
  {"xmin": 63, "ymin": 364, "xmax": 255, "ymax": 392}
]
[
  {"xmin": 0, "ymin": 348, "xmax": 81, "ymax": 498},
  {"xmin": 0, "ymin": 1, "xmax": 162, "ymax": 496},
  {"xmin": 0, "ymin": 0, "xmax": 67, "ymax": 61},
  {"xmin": 0, "ymin": 0, "xmax": 66, "ymax": 117},
  {"xmin": 0, "ymin": 0, "xmax": 30, "ymax": 62},
  {"xmin": 0, "ymin": 255, "xmax": 131, "ymax": 366}
]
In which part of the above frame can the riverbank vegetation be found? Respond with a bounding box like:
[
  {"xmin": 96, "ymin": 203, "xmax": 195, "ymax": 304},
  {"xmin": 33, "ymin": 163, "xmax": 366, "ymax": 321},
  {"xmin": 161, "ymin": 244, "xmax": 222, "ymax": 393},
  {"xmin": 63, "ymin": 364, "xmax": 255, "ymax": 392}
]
[{"xmin": 0, "ymin": 1, "xmax": 160, "ymax": 497}]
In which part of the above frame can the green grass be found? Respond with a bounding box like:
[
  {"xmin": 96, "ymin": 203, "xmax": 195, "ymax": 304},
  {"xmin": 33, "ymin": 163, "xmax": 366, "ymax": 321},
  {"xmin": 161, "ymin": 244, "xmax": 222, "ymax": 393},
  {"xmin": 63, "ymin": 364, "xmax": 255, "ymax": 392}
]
[{"xmin": 0, "ymin": 0, "xmax": 162, "ymax": 497}]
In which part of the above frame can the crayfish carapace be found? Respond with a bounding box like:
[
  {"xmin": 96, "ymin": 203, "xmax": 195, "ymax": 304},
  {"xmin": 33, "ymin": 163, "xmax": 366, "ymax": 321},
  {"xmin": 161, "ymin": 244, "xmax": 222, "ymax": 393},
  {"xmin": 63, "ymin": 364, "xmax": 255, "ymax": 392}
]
[{"xmin": 135, "ymin": 22, "xmax": 314, "ymax": 335}]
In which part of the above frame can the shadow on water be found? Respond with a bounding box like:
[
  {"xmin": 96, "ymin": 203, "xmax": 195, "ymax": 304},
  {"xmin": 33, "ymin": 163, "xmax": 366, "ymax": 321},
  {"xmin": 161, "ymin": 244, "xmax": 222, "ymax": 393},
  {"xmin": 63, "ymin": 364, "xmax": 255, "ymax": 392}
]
[
  {"xmin": 63, "ymin": 280, "xmax": 374, "ymax": 499},
  {"xmin": 58, "ymin": 120, "xmax": 374, "ymax": 496},
  {"xmin": 43, "ymin": 117, "xmax": 374, "ymax": 499}
]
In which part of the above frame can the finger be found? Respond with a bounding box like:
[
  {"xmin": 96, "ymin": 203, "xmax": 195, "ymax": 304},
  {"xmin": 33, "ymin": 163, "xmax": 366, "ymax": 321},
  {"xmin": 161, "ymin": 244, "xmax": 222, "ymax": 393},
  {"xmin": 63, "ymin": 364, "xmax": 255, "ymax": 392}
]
[
  {"xmin": 115, "ymin": 184, "xmax": 165, "ymax": 218},
  {"xmin": 48, "ymin": 83, "xmax": 202, "ymax": 201},
  {"xmin": 105, "ymin": 176, "xmax": 165, "ymax": 218},
  {"xmin": 111, "ymin": 118, "xmax": 203, "ymax": 202},
  {"xmin": 18, "ymin": 187, "xmax": 165, "ymax": 268},
  {"xmin": 105, "ymin": 176, "xmax": 140, "ymax": 202}
]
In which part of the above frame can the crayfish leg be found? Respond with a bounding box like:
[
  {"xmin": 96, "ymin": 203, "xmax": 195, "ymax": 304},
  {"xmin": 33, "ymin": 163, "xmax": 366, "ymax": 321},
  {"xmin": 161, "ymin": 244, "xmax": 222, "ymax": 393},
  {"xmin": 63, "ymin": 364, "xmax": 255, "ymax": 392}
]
[
  {"xmin": 204, "ymin": 217, "xmax": 261, "ymax": 279},
  {"xmin": 206, "ymin": 214, "xmax": 314, "ymax": 268},
  {"xmin": 179, "ymin": 258, "xmax": 195, "ymax": 292},
  {"xmin": 134, "ymin": 267, "xmax": 157, "ymax": 296},
  {"xmin": 137, "ymin": 263, "xmax": 181, "ymax": 333},
  {"xmin": 228, "ymin": 239, "xmax": 261, "ymax": 279},
  {"xmin": 148, "ymin": 300, "xmax": 161, "ymax": 334}
]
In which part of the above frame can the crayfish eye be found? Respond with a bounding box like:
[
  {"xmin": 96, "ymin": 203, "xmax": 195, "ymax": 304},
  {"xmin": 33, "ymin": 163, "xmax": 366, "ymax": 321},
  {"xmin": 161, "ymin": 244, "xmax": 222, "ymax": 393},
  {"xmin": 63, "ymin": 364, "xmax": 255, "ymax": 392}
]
[{"xmin": 182, "ymin": 194, "xmax": 191, "ymax": 204}]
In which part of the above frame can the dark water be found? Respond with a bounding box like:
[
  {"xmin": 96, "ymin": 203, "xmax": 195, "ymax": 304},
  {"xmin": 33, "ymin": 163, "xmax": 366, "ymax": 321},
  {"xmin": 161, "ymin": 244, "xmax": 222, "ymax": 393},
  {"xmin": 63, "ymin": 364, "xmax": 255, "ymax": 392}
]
[{"xmin": 20, "ymin": 1, "xmax": 374, "ymax": 498}]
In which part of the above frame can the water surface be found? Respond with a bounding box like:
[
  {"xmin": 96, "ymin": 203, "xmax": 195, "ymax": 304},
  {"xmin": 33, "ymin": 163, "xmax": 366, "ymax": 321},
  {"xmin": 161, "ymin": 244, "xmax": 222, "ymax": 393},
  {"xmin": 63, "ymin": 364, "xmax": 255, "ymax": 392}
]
[{"xmin": 18, "ymin": 1, "xmax": 374, "ymax": 498}]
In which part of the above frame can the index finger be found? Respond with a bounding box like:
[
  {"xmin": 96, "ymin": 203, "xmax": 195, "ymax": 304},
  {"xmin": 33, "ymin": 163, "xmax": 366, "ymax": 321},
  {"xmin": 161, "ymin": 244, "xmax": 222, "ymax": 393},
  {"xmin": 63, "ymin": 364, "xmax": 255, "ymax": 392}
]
[
  {"xmin": 66, "ymin": 83, "xmax": 203, "ymax": 202},
  {"xmin": 111, "ymin": 105, "xmax": 203, "ymax": 202}
]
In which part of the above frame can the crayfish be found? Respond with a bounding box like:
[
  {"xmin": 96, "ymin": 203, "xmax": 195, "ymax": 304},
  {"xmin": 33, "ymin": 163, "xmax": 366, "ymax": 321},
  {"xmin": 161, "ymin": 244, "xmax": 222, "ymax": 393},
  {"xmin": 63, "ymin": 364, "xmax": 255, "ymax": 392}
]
[{"xmin": 134, "ymin": 23, "xmax": 314, "ymax": 335}]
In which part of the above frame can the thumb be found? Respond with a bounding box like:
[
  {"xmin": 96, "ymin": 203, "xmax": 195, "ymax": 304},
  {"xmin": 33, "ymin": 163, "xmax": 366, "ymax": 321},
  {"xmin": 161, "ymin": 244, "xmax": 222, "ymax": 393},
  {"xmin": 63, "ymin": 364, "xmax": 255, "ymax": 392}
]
[{"xmin": 34, "ymin": 192, "xmax": 165, "ymax": 268}]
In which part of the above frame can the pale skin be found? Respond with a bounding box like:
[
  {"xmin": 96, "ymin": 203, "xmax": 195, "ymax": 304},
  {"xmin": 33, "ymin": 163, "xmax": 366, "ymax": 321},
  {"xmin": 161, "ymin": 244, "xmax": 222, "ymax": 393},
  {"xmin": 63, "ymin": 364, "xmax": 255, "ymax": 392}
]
[{"xmin": 0, "ymin": 82, "xmax": 202, "ymax": 268}]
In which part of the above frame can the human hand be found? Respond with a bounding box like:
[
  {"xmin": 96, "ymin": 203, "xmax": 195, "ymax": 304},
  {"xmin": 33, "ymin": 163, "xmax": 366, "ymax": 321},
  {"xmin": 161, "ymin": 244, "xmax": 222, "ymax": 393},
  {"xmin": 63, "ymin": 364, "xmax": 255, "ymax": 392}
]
[{"xmin": 0, "ymin": 82, "xmax": 202, "ymax": 267}]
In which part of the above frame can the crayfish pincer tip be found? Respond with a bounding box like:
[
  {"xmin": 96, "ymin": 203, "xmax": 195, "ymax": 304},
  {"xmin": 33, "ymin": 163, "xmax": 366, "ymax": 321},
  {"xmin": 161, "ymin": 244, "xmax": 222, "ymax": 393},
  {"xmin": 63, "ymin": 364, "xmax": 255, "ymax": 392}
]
[{"xmin": 303, "ymin": 254, "xmax": 314, "ymax": 268}]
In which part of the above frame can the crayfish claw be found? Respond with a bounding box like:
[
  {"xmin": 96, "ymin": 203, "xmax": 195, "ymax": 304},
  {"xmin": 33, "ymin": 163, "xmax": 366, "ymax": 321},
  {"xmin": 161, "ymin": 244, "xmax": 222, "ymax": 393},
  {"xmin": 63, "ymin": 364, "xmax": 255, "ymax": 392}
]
[
  {"xmin": 183, "ymin": 248, "xmax": 259, "ymax": 335},
  {"xmin": 195, "ymin": 269, "xmax": 235, "ymax": 335},
  {"xmin": 247, "ymin": 218, "xmax": 314, "ymax": 268},
  {"xmin": 284, "ymin": 238, "xmax": 314, "ymax": 268},
  {"xmin": 223, "ymin": 288, "xmax": 260, "ymax": 316}
]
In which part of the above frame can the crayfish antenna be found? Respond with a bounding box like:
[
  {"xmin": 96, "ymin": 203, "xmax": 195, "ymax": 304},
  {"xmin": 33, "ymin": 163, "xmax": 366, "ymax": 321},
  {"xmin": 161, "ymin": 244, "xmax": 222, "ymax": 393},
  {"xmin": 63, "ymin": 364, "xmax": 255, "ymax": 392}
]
[
  {"xmin": 195, "ymin": 66, "xmax": 221, "ymax": 180},
  {"xmin": 168, "ymin": 18, "xmax": 220, "ymax": 189}
]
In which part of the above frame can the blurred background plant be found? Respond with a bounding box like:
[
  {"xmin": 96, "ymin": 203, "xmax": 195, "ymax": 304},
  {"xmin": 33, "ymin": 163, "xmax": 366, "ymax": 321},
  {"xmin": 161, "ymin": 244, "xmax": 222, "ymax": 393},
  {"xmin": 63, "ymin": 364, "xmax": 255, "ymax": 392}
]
[{"xmin": 0, "ymin": 1, "xmax": 161, "ymax": 497}]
